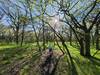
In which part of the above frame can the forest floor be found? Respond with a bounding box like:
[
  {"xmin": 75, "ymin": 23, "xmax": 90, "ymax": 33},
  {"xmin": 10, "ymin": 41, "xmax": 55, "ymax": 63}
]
[{"xmin": 0, "ymin": 43, "xmax": 100, "ymax": 75}]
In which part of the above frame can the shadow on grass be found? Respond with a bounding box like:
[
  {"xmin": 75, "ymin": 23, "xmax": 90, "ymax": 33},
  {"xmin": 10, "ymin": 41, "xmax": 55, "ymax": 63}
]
[
  {"xmin": 0, "ymin": 46, "xmax": 30, "ymax": 74},
  {"xmin": 87, "ymin": 56, "xmax": 100, "ymax": 66},
  {"xmin": 72, "ymin": 62, "xmax": 78, "ymax": 75},
  {"xmin": 0, "ymin": 47, "xmax": 27, "ymax": 61},
  {"xmin": 69, "ymin": 57, "xmax": 78, "ymax": 75},
  {"xmin": 57, "ymin": 55, "xmax": 78, "ymax": 75},
  {"xmin": 9, "ymin": 52, "xmax": 40, "ymax": 75},
  {"xmin": 0, "ymin": 45, "xmax": 40, "ymax": 75},
  {"xmin": 73, "ymin": 56, "xmax": 100, "ymax": 75}
]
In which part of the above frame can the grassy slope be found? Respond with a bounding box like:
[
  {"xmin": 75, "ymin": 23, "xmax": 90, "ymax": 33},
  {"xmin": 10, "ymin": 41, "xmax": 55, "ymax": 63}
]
[
  {"xmin": 56, "ymin": 44, "xmax": 100, "ymax": 75},
  {"xmin": 0, "ymin": 44, "xmax": 40, "ymax": 75},
  {"xmin": 0, "ymin": 43, "xmax": 100, "ymax": 75}
]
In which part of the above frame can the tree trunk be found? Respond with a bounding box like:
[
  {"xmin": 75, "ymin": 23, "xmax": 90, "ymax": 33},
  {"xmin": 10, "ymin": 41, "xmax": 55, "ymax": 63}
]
[
  {"xmin": 84, "ymin": 32, "xmax": 91, "ymax": 56},
  {"xmin": 15, "ymin": 27, "xmax": 19, "ymax": 45},
  {"xmin": 43, "ymin": 20, "xmax": 45, "ymax": 50},
  {"xmin": 96, "ymin": 35, "xmax": 99, "ymax": 50},
  {"xmin": 91, "ymin": 34, "xmax": 95, "ymax": 46},
  {"xmin": 79, "ymin": 38, "xmax": 85, "ymax": 56},
  {"xmin": 21, "ymin": 25, "xmax": 25, "ymax": 46},
  {"xmin": 95, "ymin": 24, "xmax": 99, "ymax": 50},
  {"xmin": 69, "ymin": 27, "xmax": 72, "ymax": 46}
]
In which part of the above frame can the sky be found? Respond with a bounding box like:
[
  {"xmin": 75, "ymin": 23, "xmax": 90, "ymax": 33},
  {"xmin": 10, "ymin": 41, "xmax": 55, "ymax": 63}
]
[
  {"xmin": 0, "ymin": 0, "xmax": 59, "ymax": 26},
  {"xmin": 0, "ymin": 0, "xmax": 98, "ymax": 28}
]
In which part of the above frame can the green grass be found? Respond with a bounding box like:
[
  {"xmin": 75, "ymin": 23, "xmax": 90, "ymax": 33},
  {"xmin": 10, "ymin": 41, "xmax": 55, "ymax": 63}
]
[
  {"xmin": 0, "ymin": 43, "xmax": 40, "ymax": 75},
  {"xmin": 0, "ymin": 45, "xmax": 17, "ymax": 49},
  {"xmin": 0, "ymin": 43, "xmax": 100, "ymax": 75},
  {"xmin": 55, "ymin": 44, "xmax": 100, "ymax": 75}
]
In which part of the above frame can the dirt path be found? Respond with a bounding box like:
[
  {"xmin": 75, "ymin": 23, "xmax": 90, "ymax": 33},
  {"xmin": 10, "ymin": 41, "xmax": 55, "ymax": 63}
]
[
  {"xmin": 39, "ymin": 50, "xmax": 64, "ymax": 75},
  {"xmin": 4, "ymin": 49, "xmax": 63, "ymax": 75}
]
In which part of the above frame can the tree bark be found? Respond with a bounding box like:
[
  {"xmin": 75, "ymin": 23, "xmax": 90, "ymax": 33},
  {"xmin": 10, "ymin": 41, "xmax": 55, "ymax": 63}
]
[
  {"xmin": 69, "ymin": 27, "xmax": 72, "ymax": 46},
  {"xmin": 79, "ymin": 38, "xmax": 84, "ymax": 56},
  {"xmin": 21, "ymin": 25, "xmax": 25, "ymax": 46},
  {"xmin": 84, "ymin": 32, "xmax": 91, "ymax": 56},
  {"xmin": 96, "ymin": 37, "xmax": 99, "ymax": 50},
  {"xmin": 15, "ymin": 27, "xmax": 19, "ymax": 45},
  {"xmin": 42, "ymin": 20, "xmax": 45, "ymax": 50},
  {"xmin": 91, "ymin": 34, "xmax": 95, "ymax": 46},
  {"xmin": 95, "ymin": 23, "xmax": 99, "ymax": 50}
]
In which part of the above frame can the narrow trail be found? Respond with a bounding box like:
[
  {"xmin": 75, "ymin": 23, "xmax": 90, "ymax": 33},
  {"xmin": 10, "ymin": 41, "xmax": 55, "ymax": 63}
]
[
  {"xmin": 6, "ymin": 51, "xmax": 40, "ymax": 75},
  {"xmin": 3, "ymin": 49, "xmax": 64, "ymax": 75},
  {"xmin": 39, "ymin": 49, "xmax": 64, "ymax": 75}
]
